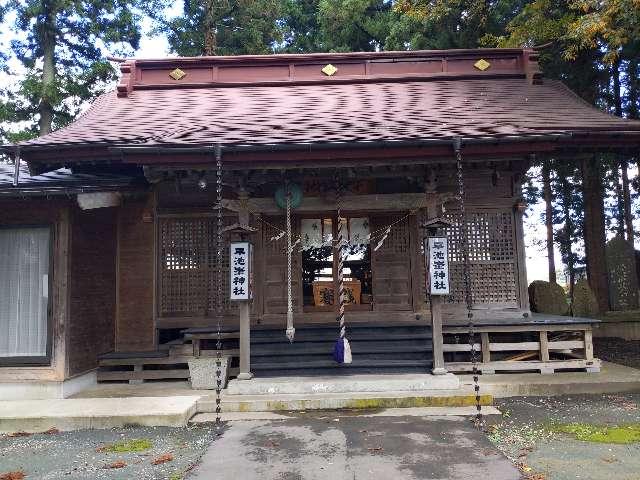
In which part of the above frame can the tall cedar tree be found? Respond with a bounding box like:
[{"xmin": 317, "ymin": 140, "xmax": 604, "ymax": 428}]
[
  {"xmin": 3, "ymin": 0, "xmax": 164, "ymax": 139},
  {"xmin": 160, "ymin": 0, "xmax": 284, "ymax": 56}
]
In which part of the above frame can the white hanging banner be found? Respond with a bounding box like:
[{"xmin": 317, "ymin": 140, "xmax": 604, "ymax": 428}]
[
  {"xmin": 349, "ymin": 217, "xmax": 370, "ymax": 245},
  {"xmin": 230, "ymin": 242, "xmax": 252, "ymax": 301},
  {"xmin": 426, "ymin": 237, "xmax": 450, "ymax": 295}
]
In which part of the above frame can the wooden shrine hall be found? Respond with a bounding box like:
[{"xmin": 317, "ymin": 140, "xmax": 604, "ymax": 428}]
[{"xmin": 2, "ymin": 48, "xmax": 640, "ymax": 396}]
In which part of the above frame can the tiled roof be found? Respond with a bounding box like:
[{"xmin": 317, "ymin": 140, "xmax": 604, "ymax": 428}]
[
  {"xmin": 0, "ymin": 163, "xmax": 143, "ymax": 196},
  {"xmin": 18, "ymin": 78, "xmax": 640, "ymax": 149},
  {"xmin": 8, "ymin": 49, "xmax": 640, "ymax": 163}
]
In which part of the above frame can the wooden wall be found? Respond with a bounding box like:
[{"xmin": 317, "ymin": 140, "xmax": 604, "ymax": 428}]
[
  {"xmin": 116, "ymin": 194, "xmax": 156, "ymax": 351},
  {"xmin": 0, "ymin": 198, "xmax": 70, "ymax": 381},
  {"xmin": 67, "ymin": 206, "xmax": 117, "ymax": 376}
]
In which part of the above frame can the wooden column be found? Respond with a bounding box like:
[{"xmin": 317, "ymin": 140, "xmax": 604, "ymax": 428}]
[
  {"xmin": 424, "ymin": 174, "xmax": 447, "ymax": 375},
  {"xmin": 236, "ymin": 189, "xmax": 254, "ymax": 381}
]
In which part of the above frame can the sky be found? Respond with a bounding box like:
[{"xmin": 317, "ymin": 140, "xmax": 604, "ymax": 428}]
[{"xmin": 1, "ymin": 9, "xmax": 634, "ymax": 285}]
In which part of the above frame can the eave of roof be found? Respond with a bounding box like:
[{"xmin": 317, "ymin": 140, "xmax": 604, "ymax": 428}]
[{"xmin": 0, "ymin": 164, "xmax": 146, "ymax": 197}]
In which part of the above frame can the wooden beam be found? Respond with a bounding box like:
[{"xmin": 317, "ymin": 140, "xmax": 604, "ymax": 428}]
[{"xmin": 222, "ymin": 193, "xmax": 435, "ymax": 215}]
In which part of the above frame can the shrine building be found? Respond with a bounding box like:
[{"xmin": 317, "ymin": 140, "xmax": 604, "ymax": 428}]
[{"xmin": 1, "ymin": 48, "xmax": 639, "ymax": 399}]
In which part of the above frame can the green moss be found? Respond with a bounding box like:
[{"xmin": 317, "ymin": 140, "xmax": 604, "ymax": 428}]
[
  {"xmin": 549, "ymin": 423, "xmax": 640, "ymax": 444},
  {"xmin": 169, "ymin": 473, "xmax": 183, "ymax": 480},
  {"xmin": 99, "ymin": 438, "xmax": 153, "ymax": 453}
]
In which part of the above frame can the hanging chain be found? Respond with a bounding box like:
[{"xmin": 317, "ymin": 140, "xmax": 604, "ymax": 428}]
[
  {"xmin": 454, "ymin": 138, "xmax": 483, "ymax": 428},
  {"xmin": 215, "ymin": 144, "xmax": 223, "ymax": 430},
  {"xmin": 285, "ymin": 188, "xmax": 295, "ymax": 342},
  {"xmin": 335, "ymin": 178, "xmax": 346, "ymax": 341}
]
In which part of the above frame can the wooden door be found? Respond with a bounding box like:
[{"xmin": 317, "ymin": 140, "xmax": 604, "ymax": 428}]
[
  {"xmin": 262, "ymin": 216, "xmax": 302, "ymax": 315},
  {"xmin": 370, "ymin": 215, "xmax": 413, "ymax": 311}
]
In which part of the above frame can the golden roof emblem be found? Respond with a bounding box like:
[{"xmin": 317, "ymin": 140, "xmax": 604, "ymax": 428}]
[
  {"xmin": 169, "ymin": 68, "xmax": 187, "ymax": 80},
  {"xmin": 321, "ymin": 64, "xmax": 338, "ymax": 76},
  {"xmin": 474, "ymin": 59, "xmax": 491, "ymax": 71}
]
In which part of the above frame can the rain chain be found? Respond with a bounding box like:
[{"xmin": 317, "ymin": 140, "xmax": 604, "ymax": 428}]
[
  {"xmin": 214, "ymin": 144, "xmax": 224, "ymax": 430},
  {"xmin": 454, "ymin": 138, "xmax": 483, "ymax": 428},
  {"xmin": 285, "ymin": 188, "xmax": 296, "ymax": 342}
]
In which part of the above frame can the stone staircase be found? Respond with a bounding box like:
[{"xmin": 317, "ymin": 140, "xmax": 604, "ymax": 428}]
[{"xmin": 250, "ymin": 323, "xmax": 434, "ymax": 377}]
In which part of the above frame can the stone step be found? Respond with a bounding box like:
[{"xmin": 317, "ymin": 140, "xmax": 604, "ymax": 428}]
[
  {"xmin": 226, "ymin": 373, "xmax": 459, "ymax": 395},
  {"xmin": 197, "ymin": 387, "xmax": 491, "ymax": 413},
  {"xmin": 0, "ymin": 396, "xmax": 200, "ymax": 433},
  {"xmin": 191, "ymin": 406, "xmax": 502, "ymax": 422}
]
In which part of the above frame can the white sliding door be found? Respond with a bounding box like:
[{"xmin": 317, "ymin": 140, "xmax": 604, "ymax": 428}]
[{"xmin": 0, "ymin": 227, "xmax": 50, "ymax": 362}]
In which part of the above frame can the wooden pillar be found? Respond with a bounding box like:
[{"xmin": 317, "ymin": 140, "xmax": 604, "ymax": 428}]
[
  {"xmin": 236, "ymin": 189, "xmax": 254, "ymax": 381},
  {"xmin": 424, "ymin": 175, "xmax": 447, "ymax": 375}
]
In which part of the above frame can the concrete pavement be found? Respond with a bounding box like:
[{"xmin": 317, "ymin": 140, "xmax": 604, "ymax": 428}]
[{"xmin": 188, "ymin": 415, "xmax": 523, "ymax": 480}]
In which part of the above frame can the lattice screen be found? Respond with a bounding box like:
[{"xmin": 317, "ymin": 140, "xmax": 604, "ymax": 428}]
[
  {"xmin": 418, "ymin": 209, "xmax": 518, "ymax": 306},
  {"xmin": 158, "ymin": 216, "xmax": 237, "ymax": 317}
]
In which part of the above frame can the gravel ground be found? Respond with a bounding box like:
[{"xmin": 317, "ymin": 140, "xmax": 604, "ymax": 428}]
[
  {"xmin": 594, "ymin": 337, "xmax": 640, "ymax": 369},
  {"xmin": 489, "ymin": 393, "xmax": 640, "ymax": 480},
  {"xmin": 0, "ymin": 424, "xmax": 224, "ymax": 480}
]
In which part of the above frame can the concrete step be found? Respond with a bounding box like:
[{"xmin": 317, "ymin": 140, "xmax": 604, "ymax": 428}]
[
  {"xmin": 198, "ymin": 389, "xmax": 491, "ymax": 413},
  {"xmin": 226, "ymin": 373, "xmax": 460, "ymax": 395},
  {"xmin": 0, "ymin": 396, "xmax": 201, "ymax": 433},
  {"xmin": 190, "ymin": 406, "xmax": 502, "ymax": 422}
]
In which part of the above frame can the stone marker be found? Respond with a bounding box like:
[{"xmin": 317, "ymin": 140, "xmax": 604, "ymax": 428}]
[
  {"xmin": 188, "ymin": 357, "xmax": 230, "ymax": 390},
  {"xmin": 606, "ymin": 235, "xmax": 639, "ymax": 311},
  {"xmin": 572, "ymin": 278, "xmax": 599, "ymax": 317},
  {"xmin": 528, "ymin": 280, "xmax": 569, "ymax": 315}
]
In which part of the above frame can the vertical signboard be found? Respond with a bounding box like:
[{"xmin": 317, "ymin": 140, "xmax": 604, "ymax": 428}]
[
  {"xmin": 230, "ymin": 241, "xmax": 252, "ymax": 301},
  {"xmin": 426, "ymin": 237, "xmax": 450, "ymax": 295}
]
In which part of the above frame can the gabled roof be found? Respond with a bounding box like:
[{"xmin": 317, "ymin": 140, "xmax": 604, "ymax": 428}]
[
  {"xmin": 6, "ymin": 48, "xmax": 640, "ymax": 168},
  {"xmin": 0, "ymin": 163, "xmax": 144, "ymax": 197}
]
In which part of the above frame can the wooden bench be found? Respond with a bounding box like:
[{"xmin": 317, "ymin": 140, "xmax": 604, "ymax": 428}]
[
  {"xmin": 97, "ymin": 350, "xmax": 190, "ymax": 384},
  {"xmin": 442, "ymin": 315, "xmax": 600, "ymax": 374},
  {"xmin": 182, "ymin": 327, "xmax": 241, "ymax": 357}
]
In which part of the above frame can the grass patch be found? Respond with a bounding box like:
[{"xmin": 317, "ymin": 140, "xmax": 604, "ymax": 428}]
[
  {"xmin": 549, "ymin": 423, "xmax": 640, "ymax": 444},
  {"xmin": 97, "ymin": 438, "xmax": 153, "ymax": 453}
]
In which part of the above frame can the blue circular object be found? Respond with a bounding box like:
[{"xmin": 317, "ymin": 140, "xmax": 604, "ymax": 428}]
[{"xmin": 275, "ymin": 183, "xmax": 303, "ymax": 209}]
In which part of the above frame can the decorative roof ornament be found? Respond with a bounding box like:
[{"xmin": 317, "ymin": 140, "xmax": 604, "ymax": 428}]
[
  {"xmin": 473, "ymin": 59, "xmax": 491, "ymax": 71},
  {"xmin": 169, "ymin": 68, "xmax": 187, "ymax": 80},
  {"xmin": 321, "ymin": 64, "xmax": 338, "ymax": 76}
]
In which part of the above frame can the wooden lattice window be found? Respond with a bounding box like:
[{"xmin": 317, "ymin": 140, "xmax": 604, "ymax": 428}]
[
  {"xmin": 444, "ymin": 210, "xmax": 518, "ymax": 306},
  {"xmin": 417, "ymin": 209, "xmax": 518, "ymax": 307},
  {"xmin": 158, "ymin": 216, "xmax": 236, "ymax": 317}
]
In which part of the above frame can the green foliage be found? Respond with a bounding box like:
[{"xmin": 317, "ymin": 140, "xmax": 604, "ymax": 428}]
[
  {"xmin": 1, "ymin": 0, "xmax": 166, "ymax": 139},
  {"xmin": 279, "ymin": 0, "xmax": 324, "ymax": 52},
  {"xmin": 159, "ymin": 1, "xmax": 285, "ymax": 56},
  {"xmin": 317, "ymin": 0, "xmax": 394, "ymax": 52}
]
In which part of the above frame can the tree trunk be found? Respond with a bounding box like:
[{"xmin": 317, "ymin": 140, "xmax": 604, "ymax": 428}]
[
  {"xmin": 542, "ymin": 161, "xmax": 557, "ymax": 283},
  {"xmin": 614, "ymin": 164, "xmax": 625, "ymax": 235},
  {"xmin": 203, "ymin": 0, "xmax": 217, "ymax": 55},
  {"xmin": 621, "ymin": 159, "xmax": 635, "ymax": 242},
  {"xmin": 559, "ymin": 175, "xmax": 576, "ymax": 307},
  {"xmin": 581, "ymin": 155, "xmax": 610, "ymax": 313},
  {"xmin": 38, "ymin": 7, "xmax": 57, "ymax": 136},
  {"xmin": 628, "ymin": 60, "xmax": 639, "ymax": 120}
]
